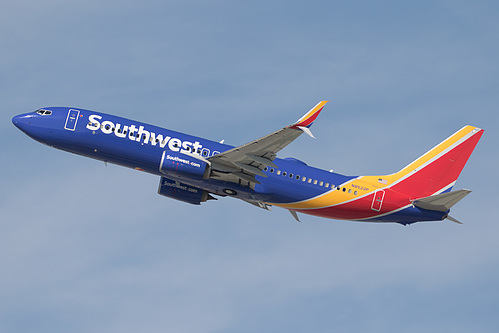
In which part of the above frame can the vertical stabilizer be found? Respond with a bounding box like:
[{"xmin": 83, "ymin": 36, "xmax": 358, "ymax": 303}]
[{"xmin": 364, "ymin": 126, "xmax": 483, "ymax": 199}]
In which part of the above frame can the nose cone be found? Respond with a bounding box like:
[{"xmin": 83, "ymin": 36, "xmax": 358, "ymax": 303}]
[
  {"xmin": 12, "ymin": 112, "xmax": 37, "ymax": 135},
  {"xmin": 12, "ymin": 113, "xmax": 33, "ymax": 132},
  {"xmin": 12, "ymin": 114, "xmax": 22, "ymax": 127}
]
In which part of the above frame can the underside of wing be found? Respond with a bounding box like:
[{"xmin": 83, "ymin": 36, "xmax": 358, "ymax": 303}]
[{"xmin": 207, "ymin": 101, "xmax": 328, "ymax": 186}]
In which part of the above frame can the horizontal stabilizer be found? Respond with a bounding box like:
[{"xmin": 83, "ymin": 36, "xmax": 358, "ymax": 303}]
[{"xmin": 412, "ymin": 189, "xmax": 471, "ymax": 212}]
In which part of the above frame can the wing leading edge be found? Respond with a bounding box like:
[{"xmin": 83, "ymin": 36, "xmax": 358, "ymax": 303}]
[{"xmin": 207, "ymin": 101, "xmax": 328, "ymax": 186}]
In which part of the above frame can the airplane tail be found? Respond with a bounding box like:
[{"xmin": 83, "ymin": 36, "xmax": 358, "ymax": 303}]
[
  {"xmin": 371, "ymin": 125, "xmax": 484, "ymax": 199},
  {"xmin": 411, "ymin": 189, "xmax": 471, "ymax": 223}
]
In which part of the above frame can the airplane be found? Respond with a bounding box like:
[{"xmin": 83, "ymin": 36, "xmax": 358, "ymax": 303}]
[{"xmin": 12, "ymin": 101, "xmax": 483, "ymax": 225}]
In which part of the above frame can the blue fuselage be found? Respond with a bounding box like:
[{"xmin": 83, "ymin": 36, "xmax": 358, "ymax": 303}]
[{"xmin": 12, "ymin": 107, "xmax": 354, "ymax": 205}]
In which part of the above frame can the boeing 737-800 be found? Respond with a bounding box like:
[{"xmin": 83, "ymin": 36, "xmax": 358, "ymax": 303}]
[{"xmin": 12, "ymin": 102, "xmax": 483, "ymax": 224}]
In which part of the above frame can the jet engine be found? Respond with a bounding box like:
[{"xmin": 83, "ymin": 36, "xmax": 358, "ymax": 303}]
[
  {"xmin": 157, "ymin": 177, "xmax": 216, "ymax": 205},
  {"xmin": 159, "ymin": 151, "xmax": 211, "ymax": 180}
]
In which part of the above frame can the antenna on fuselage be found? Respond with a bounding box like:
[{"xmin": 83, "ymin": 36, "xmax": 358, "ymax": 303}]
[{"xmin": 288, "ymin": 210, "xmax": 301, "ymax": 222}]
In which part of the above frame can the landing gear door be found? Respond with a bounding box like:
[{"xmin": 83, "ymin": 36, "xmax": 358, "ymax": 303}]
[
  {"xmin": 371, "ymin": 189, "xmax": 385, "ymax": 211},
  {"xmin": 64, "ymin": 109, "xmax": 80, "ymax": 131}
]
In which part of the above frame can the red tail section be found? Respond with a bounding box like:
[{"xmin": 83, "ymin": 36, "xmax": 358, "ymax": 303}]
[{"xmin": 386, "ymin": 126, "xmax": 483, "ymax": 199}]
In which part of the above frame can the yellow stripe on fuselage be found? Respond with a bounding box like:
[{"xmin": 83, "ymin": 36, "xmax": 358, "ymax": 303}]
[{"xmin": 272, "ymin": 178, "xmax": 373, "ymax": 210}]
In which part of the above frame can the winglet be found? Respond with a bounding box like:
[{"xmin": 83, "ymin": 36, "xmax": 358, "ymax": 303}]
[
  {"xmin": 290, "ymin": 101, "xmax": 328, "ymax": 130},
  {"xmin": 297, "ymin": 126, "xmax": 316, "ymax": 139}
]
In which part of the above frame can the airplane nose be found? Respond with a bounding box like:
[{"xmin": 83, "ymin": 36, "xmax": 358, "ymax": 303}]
[
  {"xmin": 12, "ymin": 114, "xmax": 22, "ymax": 129},
  {"xmin": 12, "ymin": 113, "xmax": 33, "ymax": 132}
]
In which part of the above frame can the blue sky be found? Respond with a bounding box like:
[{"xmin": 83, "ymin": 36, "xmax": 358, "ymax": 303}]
[{"xmin": 1, "ymin": 1, "xmax": 498, "ymax": 332}]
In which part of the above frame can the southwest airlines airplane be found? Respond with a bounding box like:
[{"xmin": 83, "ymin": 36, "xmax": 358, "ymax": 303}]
[{"xmin": 12, "ymin": 102, "xmax": 483, "ymax": 225}]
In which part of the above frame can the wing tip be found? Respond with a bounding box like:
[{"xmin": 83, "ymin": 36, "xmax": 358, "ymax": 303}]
[{"xmin": 291, "ymin": 101, "xmax": 328, "ymax": 129}]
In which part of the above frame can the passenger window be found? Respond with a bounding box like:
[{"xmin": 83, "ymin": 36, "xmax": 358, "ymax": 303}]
[
  {"xmin": 308, "ymin": 179, "xmax": 312, "ymax": 183},
  {"xmin": 270, "ymin": 168, "xmax": 274, "ymax": 173},
  {"xmin": 296, "ymin": 175, "xmax": 300, "ymax": 180},
  {"xmin": 264, "ymin": 167, "xmax": 269, "ymax": 172},
  {"xmin": 313, "ymin": 180, "xmax": 318, "ymax": 185},
  {"xmin": 277, "ymin": 170, "xmax": 281, "ymax": 175},
  {"xmin": 302, "ymin": 176, "xmax": 306, "ymax": 182},
  {"xmin": 354, "ymin": 191, "xmax": 358, "ymax": 195},
  {"xmin": 319, "ymin": 181, "xmax": 324, "ymax": 186},
  {"xmin": 289, "ymin": 173, "xmax": 293, "ymax": 178},
  {"xmin": 282, "ymin": 171, "xmax": 286, "ymax": 176},
  {"xmin": 342, "ymin": 188, "xmax": 346, "ymax": 192},
  {"xmin": 348, "ymin": 189, "xmax": 352, "ymax": 194}
]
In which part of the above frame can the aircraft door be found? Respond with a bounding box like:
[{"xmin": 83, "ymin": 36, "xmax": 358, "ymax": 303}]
[
  {"xmin": 64, "ymin": 109, "xmax": 80, "ymax": 131},
  {"xmin": 371, "ymin": 189, "xmax": 385, "ymax": 211}
]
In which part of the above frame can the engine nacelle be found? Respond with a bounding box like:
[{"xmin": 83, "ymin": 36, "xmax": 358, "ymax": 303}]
[
  {"xmin": 159, "ymin": 151, "xmax": 211, "ymax": 180},
  {"xmin": 158, "ymin": 177, "xmax": 214, "ymax": 205}
]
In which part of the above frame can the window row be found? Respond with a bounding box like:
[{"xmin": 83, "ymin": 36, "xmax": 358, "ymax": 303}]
[{"xmin": 263, "ymin": 166, "xmax": 358, "ymax": 195}]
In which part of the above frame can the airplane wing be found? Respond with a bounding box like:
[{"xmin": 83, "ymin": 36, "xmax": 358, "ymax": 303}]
[{"xmin": 207, "ymin": 101, "xmax": 328, "ymax": 185}]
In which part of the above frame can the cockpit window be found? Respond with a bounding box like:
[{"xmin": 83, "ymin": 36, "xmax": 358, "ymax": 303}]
[{"xmin": 35, "ymin": 109, "xmax": 52, "ymax": 115}]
